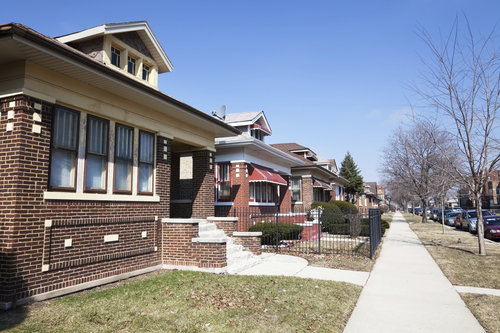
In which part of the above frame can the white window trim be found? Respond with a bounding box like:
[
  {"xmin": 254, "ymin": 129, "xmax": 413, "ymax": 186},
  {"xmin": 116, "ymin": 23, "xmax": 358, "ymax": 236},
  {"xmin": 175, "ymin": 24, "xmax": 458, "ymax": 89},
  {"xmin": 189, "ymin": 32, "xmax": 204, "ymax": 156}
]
[
  {"xmin": 249, "ymin": 202, "xmax": 276, "ymax": 207},
  {"xmin": 49, "ymin": 108, "xmax": 158, "ymax": 202},
  {"xmin": 43, "ymin": 192, "xmax": 160, "ymax": 202}
]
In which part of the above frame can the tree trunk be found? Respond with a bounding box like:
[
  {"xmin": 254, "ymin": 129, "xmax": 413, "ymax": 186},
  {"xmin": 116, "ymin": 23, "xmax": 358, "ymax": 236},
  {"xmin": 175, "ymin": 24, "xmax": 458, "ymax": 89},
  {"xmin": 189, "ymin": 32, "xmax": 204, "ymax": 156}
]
[
  {"xmin": 475, "ymin": 194, "xmax": 487, "ymax": 256},
  {"xmin": 421, "ymin": 199, "xmax": 428, "ymax": 223},
  {"xmin": 441, "ymin": 195, "xmax": 445, "ymax": 233}
]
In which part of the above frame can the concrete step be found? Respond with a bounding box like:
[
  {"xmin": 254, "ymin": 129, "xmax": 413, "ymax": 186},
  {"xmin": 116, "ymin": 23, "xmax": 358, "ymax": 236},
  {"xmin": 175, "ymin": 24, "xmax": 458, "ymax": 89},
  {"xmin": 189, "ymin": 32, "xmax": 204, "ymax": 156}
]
[
  {"xmin": 198, "ymin": 229, "xmax": 226, "ymax": 239},
  {"xmin": 226, "ymin": 256, "xmax": 262, "ymax": 274},
  {"xmin": 227, "ymin": 243, "xmax": 244, "ymax": 256},
  {"xmin": 198, "ymin": 222, "xmax": 217, "ymax": 233},
  {"xmin": 227, "ymin": 251, "xmax": 254, "ymax": 266}
]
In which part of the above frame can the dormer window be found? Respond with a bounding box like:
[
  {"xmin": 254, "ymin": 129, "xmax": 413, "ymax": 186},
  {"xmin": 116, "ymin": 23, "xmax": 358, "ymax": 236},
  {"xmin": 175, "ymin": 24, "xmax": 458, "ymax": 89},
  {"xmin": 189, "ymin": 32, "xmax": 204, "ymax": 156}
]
[
  {"xmin": 251, "ymin": 129, "xmax": 264, "ymax": 141},
  {"xmin": 111, "ymin": 46, "xmax": 121, "ymax": 68},
  {"xmin": 127, "ymin": 55, "xmax": 137, "ymax": 75},
  {"xmin": 142, "ymin": 64, "xmax": 151, "ymax": 81}
]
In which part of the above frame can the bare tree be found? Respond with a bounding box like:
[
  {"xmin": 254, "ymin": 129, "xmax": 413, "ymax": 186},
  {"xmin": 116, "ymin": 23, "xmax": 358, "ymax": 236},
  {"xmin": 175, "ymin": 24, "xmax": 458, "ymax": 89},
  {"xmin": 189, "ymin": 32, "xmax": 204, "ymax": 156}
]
[
  {"xmin": 382, "ymin": 122, "xmax": 451, "ymax": 223},
  {"xmin": 416, "ymin": 18, "xmax": 499, "ymax": 255}
]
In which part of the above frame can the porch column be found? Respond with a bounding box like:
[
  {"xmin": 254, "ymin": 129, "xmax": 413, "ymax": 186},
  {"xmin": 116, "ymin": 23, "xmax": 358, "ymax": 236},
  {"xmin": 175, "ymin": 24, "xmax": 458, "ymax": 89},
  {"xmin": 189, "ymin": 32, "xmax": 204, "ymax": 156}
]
[{"xmin": 191, "ymin": 150, "xmax": 214, "ymax": 218}]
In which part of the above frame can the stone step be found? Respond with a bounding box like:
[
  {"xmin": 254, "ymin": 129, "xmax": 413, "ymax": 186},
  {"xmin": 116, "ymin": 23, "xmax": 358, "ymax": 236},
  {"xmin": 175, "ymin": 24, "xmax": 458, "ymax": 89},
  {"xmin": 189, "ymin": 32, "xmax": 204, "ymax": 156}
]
[{"xmin": 227, "ymin": 251, "xmax": 253, "ymax": 266}]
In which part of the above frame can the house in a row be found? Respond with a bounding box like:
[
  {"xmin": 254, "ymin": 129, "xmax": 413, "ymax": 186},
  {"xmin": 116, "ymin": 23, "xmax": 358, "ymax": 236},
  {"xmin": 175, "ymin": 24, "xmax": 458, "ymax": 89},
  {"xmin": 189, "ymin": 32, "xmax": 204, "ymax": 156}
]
[
  {"xmin": 0, "ymin": 22, "xmax": 262, "ymax": 309},
  {"xmin": 271, "ymin": 143, "xmax": 348, "ymax": 212}
]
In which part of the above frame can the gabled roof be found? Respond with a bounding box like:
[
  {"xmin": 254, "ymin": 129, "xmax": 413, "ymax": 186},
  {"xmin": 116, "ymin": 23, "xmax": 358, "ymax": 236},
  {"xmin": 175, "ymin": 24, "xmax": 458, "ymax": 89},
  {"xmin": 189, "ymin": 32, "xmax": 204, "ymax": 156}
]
[
  {"xmin": 56, "ymin": 21, "xmax": 173, "ymax": 73},
  {"xmin": 271, "ymin": 143, "xmax": 318, "ymax": 164},
  {"xmin": 224, "ymin": 110, "xmax": 272, "ymax": 135}
]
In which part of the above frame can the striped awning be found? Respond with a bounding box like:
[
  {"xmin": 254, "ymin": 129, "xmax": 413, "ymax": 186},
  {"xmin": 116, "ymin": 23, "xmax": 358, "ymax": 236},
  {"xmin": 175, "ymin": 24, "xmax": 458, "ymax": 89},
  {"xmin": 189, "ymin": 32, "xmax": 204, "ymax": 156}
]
[
  {"xmin": 248, "ymin": 164, "xmax": 287, "ymax": 186},
  {"xmin": 313, "ymin": 179, "xmax": 333, "ymax": 191}
]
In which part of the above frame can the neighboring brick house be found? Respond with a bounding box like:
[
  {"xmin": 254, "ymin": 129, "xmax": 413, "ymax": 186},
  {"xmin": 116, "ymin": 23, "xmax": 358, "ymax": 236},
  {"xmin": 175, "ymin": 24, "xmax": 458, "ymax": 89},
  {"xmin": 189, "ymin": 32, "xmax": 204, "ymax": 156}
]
[
  {"xmin": 0, "ymin": 22, "xmax": 245, "ymax": 308},
  {"xmin": 483, "ymin": 170, "xmax": 500, "ymax": 210},
  {"xmin": 214, "ymin": 111, "xmax": 304, "ymax": 221},
  {"xmin": 357, "ymin": 182, "xmax": 380, "ymax": 212},
  {"xmin": 271, "ymin": 143, "xmax": 348, "ymax": 211}
]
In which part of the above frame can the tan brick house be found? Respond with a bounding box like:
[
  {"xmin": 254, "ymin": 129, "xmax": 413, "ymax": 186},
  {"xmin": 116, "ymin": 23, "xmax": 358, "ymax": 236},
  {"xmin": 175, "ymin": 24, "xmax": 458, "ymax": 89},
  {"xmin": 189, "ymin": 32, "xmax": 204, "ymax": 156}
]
[{"xmin": 0, "ymin": 22, "xmax": 263, "ymax": 309}]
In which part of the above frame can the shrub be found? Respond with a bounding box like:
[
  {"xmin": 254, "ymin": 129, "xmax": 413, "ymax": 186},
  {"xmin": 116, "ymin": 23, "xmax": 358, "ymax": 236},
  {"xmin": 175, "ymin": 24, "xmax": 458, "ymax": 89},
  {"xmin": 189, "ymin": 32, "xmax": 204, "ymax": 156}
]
[
  {"xmin": 249, "ymin": 222, "xmax": 304, "ymax": 245},
  {"xmin": 360, "ymin": 218, "xmax": 390, "ymax": 236},
  {"xmin": 329, "ymin": 200, "xmax": 358, "ymax": 214}
]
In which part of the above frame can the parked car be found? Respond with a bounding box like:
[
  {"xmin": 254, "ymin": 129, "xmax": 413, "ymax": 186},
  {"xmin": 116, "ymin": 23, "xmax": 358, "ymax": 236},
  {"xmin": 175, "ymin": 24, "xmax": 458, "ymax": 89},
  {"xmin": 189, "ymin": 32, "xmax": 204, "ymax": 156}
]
[
  {"xmin": 414, "ymin": 208, "xmax": 422, "ymax": 216},
  {"xmin": 484, "ymin": 215, "xmax": 500, "ymax": 241},
  {"xmin": 445, "ymin": 211, "xmax": 462, "ymax": 226},
  {"xmin": 460, "ymin": 209, "xmax": 493, "ymax": 233}
]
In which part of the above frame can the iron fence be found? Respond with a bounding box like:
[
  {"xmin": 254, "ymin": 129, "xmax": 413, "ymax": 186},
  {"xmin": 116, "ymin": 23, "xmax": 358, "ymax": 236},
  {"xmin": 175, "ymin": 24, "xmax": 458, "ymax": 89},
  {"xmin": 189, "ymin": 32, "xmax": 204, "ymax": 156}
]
[{"xmin": 218, "ymin": 206, "xmax": 383, "ymax": 258}]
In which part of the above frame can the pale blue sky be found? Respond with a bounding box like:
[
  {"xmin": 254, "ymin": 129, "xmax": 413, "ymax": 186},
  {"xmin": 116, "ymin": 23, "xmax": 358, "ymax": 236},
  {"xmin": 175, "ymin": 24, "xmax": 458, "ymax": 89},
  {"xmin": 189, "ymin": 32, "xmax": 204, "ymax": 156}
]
[{"xmin": 2, "ymin": 1, "xmax": 499, "ymax": 182}]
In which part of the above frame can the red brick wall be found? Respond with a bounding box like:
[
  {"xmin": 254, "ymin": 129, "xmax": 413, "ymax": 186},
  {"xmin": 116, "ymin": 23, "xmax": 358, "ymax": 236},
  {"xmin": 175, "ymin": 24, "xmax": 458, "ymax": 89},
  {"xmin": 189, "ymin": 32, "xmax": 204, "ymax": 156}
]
[{"xmin": 0, "ymin": 95, "xmax": 171, "ymax": 305}]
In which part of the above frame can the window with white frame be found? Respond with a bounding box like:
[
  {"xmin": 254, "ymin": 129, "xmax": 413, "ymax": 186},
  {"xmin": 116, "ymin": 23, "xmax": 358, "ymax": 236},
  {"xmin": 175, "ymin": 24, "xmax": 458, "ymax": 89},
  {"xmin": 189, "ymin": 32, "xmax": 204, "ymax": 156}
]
[
  {"xmin": 127, "ymin": 55, "xmax": 137, "ymax": 75},
  {"xmin": 50, "ymin": 107, "xmax": 79, "ymax": 190},
  {"xmin": 249, "ymin": 182, "xmax": 276, "ymax": 203},
  {"xmin": 290, "ymin": 177, "xmax": 301, "ymax": 202},
  {"xmin": 216, "ymin": 163, "xmax": 231, "ymax": 201},
  {"xmin": 85, "ymin": 115, "xmax": 108, "ymax": 192},
  {"xmin": 111, "ymin": 46, "xmax": 121, "ymax": 68},
  {"xmin": 142, "ymin": 64, "xmax": 151, "ymax": 81},
  {"xmin": 48, "ymin": 106, "xmax": 156, "ymax": 197}
]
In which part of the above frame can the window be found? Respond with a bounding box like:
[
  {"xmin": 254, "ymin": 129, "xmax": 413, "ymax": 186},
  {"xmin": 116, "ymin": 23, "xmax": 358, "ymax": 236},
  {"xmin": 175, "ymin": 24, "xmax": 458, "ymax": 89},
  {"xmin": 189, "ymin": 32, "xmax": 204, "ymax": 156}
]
[
  {"xmin": 127, "ymin": 55, "xmax": 136, "ymax": 74},
  {"xmin": 249, "ymin": 182, "xmax": 275, "ymax": 203},
  {"xmin": 138, "ymin": 131, "xmax": 154, "ymax": 193},
  {"xmin": 111, "ymin": 46, "xmax": 121, "ymax": 68},
  {"xmin": 142, "ymin": 64, "xmax": 150, "ymax": 81},
  {"xmin": 216, "ymin": 163, "xmax": 231, "ymax": 201},
  {"xmin": 85, "ymin": 116, "xmax": 108, "ymax": 192},
  {"xmin": 50, "ymin": 107, "xmax": 79, "ymax": 189},
  {"xmin": 114, "ymin": 124, "xmax": 134, "ymax": 193},
  {"xmin": 291, "ymin": 177, "xmax": 301, "ymax": 202}
]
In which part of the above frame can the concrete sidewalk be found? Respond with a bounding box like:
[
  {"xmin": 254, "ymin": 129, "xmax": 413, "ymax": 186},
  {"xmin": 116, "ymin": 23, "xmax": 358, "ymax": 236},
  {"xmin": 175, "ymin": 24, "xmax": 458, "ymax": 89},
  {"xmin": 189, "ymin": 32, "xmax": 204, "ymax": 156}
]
[
  {"xmin": 343, "ymin": 212, "xmax": 484, "ymax": 333},
  {"xmin": 237, "ymin": 253, "xmax": 369, "ymax": 286}
]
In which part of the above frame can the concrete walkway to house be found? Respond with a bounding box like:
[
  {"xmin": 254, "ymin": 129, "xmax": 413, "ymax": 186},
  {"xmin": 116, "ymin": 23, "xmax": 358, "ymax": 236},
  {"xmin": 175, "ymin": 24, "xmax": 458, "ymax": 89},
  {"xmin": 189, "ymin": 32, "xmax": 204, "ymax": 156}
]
[
  {"xmin": 237, "ymin": 253, "xmax": 369, "ymax": 286},
  {"xmin": 343, "ymin": 212, "xmax": 485, "ymax": 333}
]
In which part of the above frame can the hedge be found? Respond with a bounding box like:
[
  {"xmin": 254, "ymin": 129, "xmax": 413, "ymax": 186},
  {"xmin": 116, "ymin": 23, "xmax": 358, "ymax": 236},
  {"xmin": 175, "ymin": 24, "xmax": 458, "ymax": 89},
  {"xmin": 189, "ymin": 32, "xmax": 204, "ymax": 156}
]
[
  {"xmin": 329, "ymin": 200, "xmax": 358, "ymax": 214},
  {"xmin": 249, "ymin": 222, "xmax": 304, "ymax": 245}
]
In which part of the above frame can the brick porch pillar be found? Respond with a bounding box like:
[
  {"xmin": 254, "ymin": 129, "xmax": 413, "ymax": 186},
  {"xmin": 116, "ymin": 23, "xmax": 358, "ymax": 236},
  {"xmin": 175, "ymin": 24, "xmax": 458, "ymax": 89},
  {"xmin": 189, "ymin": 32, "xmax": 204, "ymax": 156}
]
[{"xmin": 191, "ymin": 150, "xmax": 214, "ymax": 218}]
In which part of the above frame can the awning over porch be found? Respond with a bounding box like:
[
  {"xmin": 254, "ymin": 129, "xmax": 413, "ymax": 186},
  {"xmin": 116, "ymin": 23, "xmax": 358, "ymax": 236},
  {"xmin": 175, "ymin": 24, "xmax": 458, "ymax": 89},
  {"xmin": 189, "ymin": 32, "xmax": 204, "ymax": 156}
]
[
  {"xmin": 313, "ymin": 178, "xmax": 333, "ymax": 191},
  {"xmin": 248, "ymin": 164, "xmax": 288, "ymax": 186}
]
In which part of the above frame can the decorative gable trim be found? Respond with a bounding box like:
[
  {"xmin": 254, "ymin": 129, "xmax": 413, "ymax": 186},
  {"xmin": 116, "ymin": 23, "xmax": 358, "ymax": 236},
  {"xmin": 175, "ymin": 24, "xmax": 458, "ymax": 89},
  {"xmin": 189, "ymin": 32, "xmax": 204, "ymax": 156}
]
[{"xmin": 56, "ymin": 21, "xmax": 172, "ymax": 73}]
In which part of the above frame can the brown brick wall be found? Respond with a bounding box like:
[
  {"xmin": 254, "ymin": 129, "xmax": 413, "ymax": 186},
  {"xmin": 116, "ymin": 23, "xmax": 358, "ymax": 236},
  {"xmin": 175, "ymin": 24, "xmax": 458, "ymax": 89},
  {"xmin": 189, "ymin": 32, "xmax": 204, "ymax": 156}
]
[
  {"xmin": 162, "ymin": 221, "xmax": 226, "ymax": 268},
  {"xmin": 233, "ymin": 235, "xmax": 262, "ymax": 255},
  {"xmin": 209, "ymin": 218, "xmax": 238, "ymax": 236},
  {"xmin": 191, "ymin": 150, "xmax": 214, "ymax": 218},
  {"xmin": 0, "ymin": 95, "xmax": 172, "ymax": 305}
]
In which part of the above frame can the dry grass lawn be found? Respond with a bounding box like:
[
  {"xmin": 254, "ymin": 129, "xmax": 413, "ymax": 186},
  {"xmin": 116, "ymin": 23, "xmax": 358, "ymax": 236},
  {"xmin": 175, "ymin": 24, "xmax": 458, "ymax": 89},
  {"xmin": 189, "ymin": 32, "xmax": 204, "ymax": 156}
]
[
  {"xmin": 0, "ymin": 270, "xmax": 362, "ymax": 333},
  {"xmin": 409, "ymin": 220, "xmax": 500, "ymax": 289},
  {"xmin": 461, "ymin": 294, "xmax": 500, "ymax": 333}
]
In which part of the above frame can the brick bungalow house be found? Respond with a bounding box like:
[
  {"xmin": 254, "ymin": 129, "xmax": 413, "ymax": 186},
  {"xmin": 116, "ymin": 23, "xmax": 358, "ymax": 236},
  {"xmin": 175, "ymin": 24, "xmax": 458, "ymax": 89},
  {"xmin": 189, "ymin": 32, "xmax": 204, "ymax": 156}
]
[
  {"xmin": 271, "ymin": 143, "xmax": 348, "ymax": 211},
  {"xmin": 214, "ymin": 111, "xmax": 304, "ymax": 229},
  {"xmin": 0, "ymin": 22, "xmax": 263, "ymax": 309},
  {"xmin": 357, "ymin": 182, "xmax": 380, "ymax": 213}
]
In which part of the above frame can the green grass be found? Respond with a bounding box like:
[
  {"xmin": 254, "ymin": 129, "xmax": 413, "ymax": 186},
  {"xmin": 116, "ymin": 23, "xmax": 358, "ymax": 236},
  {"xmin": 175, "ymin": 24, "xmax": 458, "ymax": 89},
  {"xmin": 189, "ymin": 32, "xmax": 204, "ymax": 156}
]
[{"xmin": 0, "ymin": 270, "xmax": 362, "ymax": 333}]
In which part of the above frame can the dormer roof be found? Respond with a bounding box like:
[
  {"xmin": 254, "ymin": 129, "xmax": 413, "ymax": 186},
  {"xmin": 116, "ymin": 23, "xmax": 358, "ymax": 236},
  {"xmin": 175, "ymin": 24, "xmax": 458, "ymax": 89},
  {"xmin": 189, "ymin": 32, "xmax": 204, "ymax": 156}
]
[
  {"xmin": 224, "ymin": 110, "xmax": 272, "ymax": 135},
  {"xmin": 56, "ymin": 21, "xmax": 173, "ymax": 73}
]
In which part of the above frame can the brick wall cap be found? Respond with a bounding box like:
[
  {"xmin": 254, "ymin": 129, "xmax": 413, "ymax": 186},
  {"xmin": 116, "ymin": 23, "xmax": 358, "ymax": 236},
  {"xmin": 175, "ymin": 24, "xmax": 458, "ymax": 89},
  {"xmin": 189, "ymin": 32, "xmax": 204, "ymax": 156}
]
[
  {"xmin": 191, "ymin": 237, "xmax": 228, "ymax": 243},
  {"xmin": 207, "ymin": 217, "xmax": 238, "ymax": 222},
  {"xmin": 161, "ymin": 218, "xmax": 205, "ymax": 224},
  {"xmin": 233, "ymin": 232, "xmax": 263, "ymax": 237}
]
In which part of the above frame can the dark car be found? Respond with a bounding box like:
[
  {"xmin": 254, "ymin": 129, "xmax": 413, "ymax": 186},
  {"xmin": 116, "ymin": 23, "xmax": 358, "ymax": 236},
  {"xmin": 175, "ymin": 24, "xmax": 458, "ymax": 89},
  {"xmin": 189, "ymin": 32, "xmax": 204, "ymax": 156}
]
[{"xmin": 484, "ymin": 215, "xmax": 500, "ymax": 241}]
